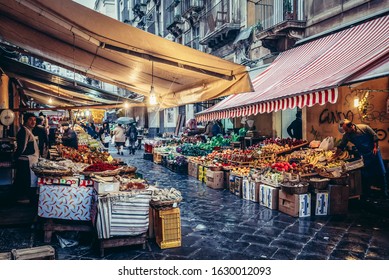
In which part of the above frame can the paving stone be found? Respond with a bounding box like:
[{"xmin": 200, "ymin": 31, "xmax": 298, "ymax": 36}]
[
  {"xmin": 335, "ymin": 240, "xmax": 368, "ymax": 253},
  {"xmin": 271, "ymin": 248, "xmax": 299, "ymax": 260},
  {"xmin": 218, "ymin": 240, "xmax": 250, "ymax": 252},
  {"xmin": 278, "ymin": 232, "xmax": 312, "ymax": 244},
  {"xmin": 301, "ymin": 240, "xmax": 335, "ymax": 256},
  {"xmin": 239, "ymin": 234, "xmax": 273, "ymax": 245},
  {"xmin": 329, "ymin": 249, "xmax": 365, "ymax": 260},
  {"xmin": 191, "ymin": 248, "xmax": 227, "ymax": 260},
  {"xmin": 283, "ymin": 224, "xmax": 318, "ymax": 236},
  {"xmin": 270, "ymin": 239, "xmax": 305, "ymax": 251},
  {"xmin": 254, "ymin": 227, "xmax": 283, "ymax": 238},
  {"xmin": 296, "ymin": 253, "xmax": 328, "ymax": 260},
  {"xmin": 365, "ymin": 247, "xmax": 389, "ymax": 260},
  {"xmin": 243, "ymin": 244, "xmax": 278, "ymax": 259}
]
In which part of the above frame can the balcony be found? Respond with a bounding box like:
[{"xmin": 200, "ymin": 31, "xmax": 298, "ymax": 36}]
[
  {"xmin": 182, "ymin": 0, "xmax": 205, "ymax": 23},
  {"xmin": 166, "ymin": 14, "xmax": 184, "ymax": 37},
  {"xmin": 133, "ymin": 0, "xmax": 147, "ymax": 19},
  {"xmin": 254, "ymin": 0, "xmax": 306, "ymax": 53},
  {"xmin": 199, "ymin": 0, "xmax": 240, "ymax": 50}
]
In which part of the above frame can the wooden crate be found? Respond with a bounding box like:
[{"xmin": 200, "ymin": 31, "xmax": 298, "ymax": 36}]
[
  {"xmin": 155, "ymin": 208, "xmax": 181, "ymax": 249},
  {"xmin": 0, "ymin": 252, "xmax": 12, "ymax": 260},
  {"xmin": 329, "ymin": 185, "xmax": 349, "ymax": 215},
  {"xmin": 348, "ymin": 169, "xmax": 362, "ymax": 198},
  {"xmin": 12, "ymin": 245, "xmax": 55, "ymax": 260}
]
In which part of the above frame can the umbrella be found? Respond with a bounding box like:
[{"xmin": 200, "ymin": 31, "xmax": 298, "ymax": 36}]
[{"xmin": 116, "ymin": 117, "xmax": 135, "ymax": 125}]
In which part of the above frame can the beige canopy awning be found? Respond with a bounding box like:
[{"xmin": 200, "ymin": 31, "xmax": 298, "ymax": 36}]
[{"xmin": 0, "ymin": 0, "xmax": 252, "ymax": 109}]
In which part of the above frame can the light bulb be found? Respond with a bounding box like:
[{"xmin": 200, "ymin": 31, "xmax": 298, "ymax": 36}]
[
  {"xmin": 85, "ymin": 110, "xmax": 90, "ymax": 116},
  {"xmin": 353, "ymin": 97, "xmax": 359, "ymax": 107},
  {"xmin": 48, "ymin": 97, "xmax": 53, "ymax": 104},
  {"xmin": 124, "ymin": 101, "xmax": 129, "ymax": 109},
  {"xmin": 149, "ymin": 86, "xmax": 157, "ymax": 105}
]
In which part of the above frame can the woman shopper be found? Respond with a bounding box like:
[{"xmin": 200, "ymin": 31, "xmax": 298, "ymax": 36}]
[
  {"xmin": 112, "ymin": 123, "xmax": 126, "ymax": 155},
  {"xmin": 99, "ymin": 122, "xmax": 111, "ymax": 150}
]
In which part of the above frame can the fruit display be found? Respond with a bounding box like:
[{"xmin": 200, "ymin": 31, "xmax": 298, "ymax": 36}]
[
  {"xmin": 60, "ymin": 145, "xmax": 114, "ymax": 164},
  {"xmin": 230, "ymin": 166, "xmax": 251, "ymax": 177},
  {"xmin": 118, "ymin": 178, "xmax": 147, "ymax": 191}
]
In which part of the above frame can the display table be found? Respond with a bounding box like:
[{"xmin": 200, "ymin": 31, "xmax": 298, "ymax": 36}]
[
  {"xmin": 98, "ymin": 233, "xmax": 147, "ymax": 257},
  {"xmin": 42, "ymin": 218, "xmax": 94, "ymax": 243}
]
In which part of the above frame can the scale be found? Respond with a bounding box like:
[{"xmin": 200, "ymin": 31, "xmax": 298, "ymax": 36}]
[{"xmin": 0, "ymin": 109, "xmax": 15, "ymax": 139}]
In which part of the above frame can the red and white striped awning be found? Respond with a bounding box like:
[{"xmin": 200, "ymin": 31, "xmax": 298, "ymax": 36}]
[{"xmin": 196, "ymin": 15, "xmax": 389, "ymax": 122}]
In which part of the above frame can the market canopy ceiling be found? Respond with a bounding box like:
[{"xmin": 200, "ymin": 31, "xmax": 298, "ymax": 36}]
[
  {"xmin": 196, "ymin": 15, "xmax": 389, "ymax": 122},
  {"xmin": 0, "ymin": 54, "xmax": 143, "ymax": 108},
  {"xmin": 0, "ymin": 0, "xmax": 253, "ymax": 109}
]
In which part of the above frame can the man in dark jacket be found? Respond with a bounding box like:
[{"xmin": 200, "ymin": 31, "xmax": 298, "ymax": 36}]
[
  {"xmin": 287, "ymin": 111, "xmax": 303, "ymax": 139},
  {"xmin": 61, "ymin": 123, "xmax": 78, "ymax": 149},
  {"xmin": 335, "ymin": 119, "xmax": 388, "ymax": 198},
  {"xmin": 126, "ymin": 122, "xmax": 138, "ymax": 155},
  {"xmin": 33, "ymin": 117, "xmax": 49, "ymax": 158}
]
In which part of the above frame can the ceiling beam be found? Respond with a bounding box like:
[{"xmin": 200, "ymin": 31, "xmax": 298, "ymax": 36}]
[{"xmin": 14, "ymin": 103, "xmax": 146, "ymax": 112}]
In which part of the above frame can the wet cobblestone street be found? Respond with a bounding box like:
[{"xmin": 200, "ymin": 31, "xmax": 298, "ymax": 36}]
[{"xmin": 1, "ymin": 149, "xmax": 389, "ymax": 260}]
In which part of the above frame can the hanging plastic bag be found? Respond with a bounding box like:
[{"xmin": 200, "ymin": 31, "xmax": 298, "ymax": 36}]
[
  {"xmin": 125, "ymin": 139, "xmax": 130, "ymax": 147},
  {"xmin": 319, "ymin": 136, "xmax": 334, "ymax": 150},
  {"xmin": 104, "ymin": 134, "xmax": 111, "ymax": 144},
  {"xmin": 111, "ymin": 135, "xmax": 116, "ymax": 145}
]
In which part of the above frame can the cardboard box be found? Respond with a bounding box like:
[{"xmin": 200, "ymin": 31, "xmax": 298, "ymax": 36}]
[
  {"xmin": 242, "ymin": 179, "xmax": 250, "ymax": 200},
  {"xmin": 249, "ymin": 180, "xmax": 260, "ymax": 202},
  {"xmin": 229, "ymin": 174, "xmax": 235, "ymax": 193},
  {"xmin": 234, "ymin": 176, "xmax": 243, "ymax": 198},
  {"xmin": 38, "ymin": 177, "xmax": 79, "ymax": 188},
  {"xmin": 259, "ymin": 184, "xmax": 279, "ymax": 209},
  {"xmin": 329, "ymin": 184, "xmax": 349, "ymax": 215},
  {"xmin": 188, "ymin": 161, "xmax": 198, "ymax": 178},
  {"xmin": 206, "ymin": 170, "xmax": 224, "ymax": 189},
  {"xmin": 38, "ymin": 185, "xmax": 95, "ymax": 221},
  {"xmin": 298, "ymin": 193, "xmax": 311, "ymax": 217},
  {"xmin": 278, "ymin": 191, "xmax": 311, "ymax": 217},
  {"xmin": 93, "ymin": 179, "xmax": 120, "ymax": 194},
  {"xmin": 313, "ymin": 191, "xmax": 329, "ymax": 216}
]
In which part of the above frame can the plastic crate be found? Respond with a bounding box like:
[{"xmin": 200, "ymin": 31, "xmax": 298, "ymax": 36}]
[{"xmin": 155, "ymin": 208, "xmax": 181, "ymax": 249}]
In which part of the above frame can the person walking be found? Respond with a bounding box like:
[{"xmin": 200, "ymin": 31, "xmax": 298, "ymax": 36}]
[
  {"xmin": 335, "ymin": 119, "xmax": 388, "ymax": 198},
  {"xmin": 112, "ymin": 123, "xmax": 126, "ymax": 155},
  {"xmin": 126, "ymin": 122, "xmax": 138, "ymax": 155}
]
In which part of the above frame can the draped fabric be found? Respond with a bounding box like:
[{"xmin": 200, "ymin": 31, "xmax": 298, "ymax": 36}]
[{"xmin": 96, "ymin": 191, "xmax": 152, "ymax": 239}]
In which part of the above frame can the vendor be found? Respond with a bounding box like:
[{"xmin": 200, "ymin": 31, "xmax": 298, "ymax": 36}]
[
  {"xmin": 14, "ymin": 112, "xmax": 40, "ymax": 204},
  {"xmin": 61, "ymin": 122, "xmax": 78, "ymax": 149},
  {"xmin": 335, "ymin": 119, "xmax": 388, "ymax": 198}
]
